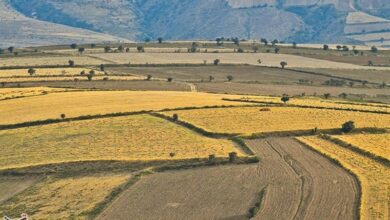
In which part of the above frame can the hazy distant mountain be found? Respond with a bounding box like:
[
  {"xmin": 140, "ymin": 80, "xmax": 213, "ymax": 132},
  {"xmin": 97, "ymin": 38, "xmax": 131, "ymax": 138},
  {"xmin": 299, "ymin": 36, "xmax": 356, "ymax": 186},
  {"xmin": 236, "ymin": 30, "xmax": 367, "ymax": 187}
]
[{"xmin": 2, "ymin": 0, "xmax": 390, "ymax": 47}]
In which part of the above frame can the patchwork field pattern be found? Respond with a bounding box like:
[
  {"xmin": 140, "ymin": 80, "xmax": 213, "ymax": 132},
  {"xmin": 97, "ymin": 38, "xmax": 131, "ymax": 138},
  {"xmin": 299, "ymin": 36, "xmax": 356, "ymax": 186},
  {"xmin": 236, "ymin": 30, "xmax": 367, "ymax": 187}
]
[
  {"xmin": 0, "ymin": 174, "xmax": 131, "ymax": 219},
  {"xmin": 297, "ymin": 136, "xmax": 390, "ymax": 220},
  {"xmin": 0, "ymin": 87, "xmax": 71, "ymax": 100},
  {"xmin": 332, "ymin": 133, "xmax": 390, "ymax": 160},
  {"xmin": 0, "ymin": 91, "xmax": 254, "ymax": 125},
  {"xmin": 0, "ymin": 114, "xmax": 239, "ymax": 170},
  {"xmin": 162, "ymin": 107, "xmax": 390, "ymax": 135}
]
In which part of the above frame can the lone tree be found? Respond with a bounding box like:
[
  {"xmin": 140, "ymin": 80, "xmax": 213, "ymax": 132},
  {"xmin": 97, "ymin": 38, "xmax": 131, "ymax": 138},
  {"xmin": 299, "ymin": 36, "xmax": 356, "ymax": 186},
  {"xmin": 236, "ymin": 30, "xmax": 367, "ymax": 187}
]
[
  {"xmin": 336, "ymin": 45, "xmax": 342, "ymax": 50},
  {"xmin": 68, "ymin": 60, "xmax": 75, "ymax": 67},
  {"xmin": 80, "ymin": 70, "xmax": 86, "ymax": 76},
  {"xmin": 280, "ymin": 61, "xmax": 287, "ymax": 69},
  {"xmin": 323, "ymin": 44, "xmax": 329, "ymax": 50},
  {"xmin": 60, "ymin": 114, "xmax": 66, "ymax": 119},
  {"xmin": 324, "ymin": 93, "xmax": 331, "ymax": 99},
  {"xmin": 118, "ymin": 45, "xmax": 124, "ymax": 52},
  {"xmin": 28, "ymin": 68, "xmax": 36, "ymax": 76},
  {"xmin": 137, "ymin": 46, "xmax": 145, "ymax": 52},
  {"xmin": 157, "ymin": 37, "xmax": 163, "ymax": 44},
  {"xmin": 292, "ymin": 42, "xmax": 297, "ymax": 48},
  {"xmin": 260, "ymin": 38, "xmax": 268, "ymax": 46},
  {"xmin": 104, "ymin": 46, "xmax": 111, "ymax": 53},
  {"xmin": 87, "ymin": 74, "xmax": 93, "ymax": 81},
  {"xmin": 172, "ymin": 113, "xmax": 179, "ymax": 121},
  {"xmin": 100, "ymin": 64, "xmax": 105, "ymax": 71},
  {"xmin": 8, "ymin": 46, "xmax": 14, "ymax": 53},
  {"xmin": 209, "ymin": 75, "xmax": 214, "ymax": 82},
  {"xmin": 229, "ymin": 152, "xmax": 237, "ymax": 162},
  {"xmin": 78, "ymin": 47, "xmax": 85, "ymax": 54},
  {"xmin": 227, "ymin": 75, "xmax": 234, "ymax": 81},
  {"xmin": 146, "ymin": 75, "xmax": 152, "ymax": 80},
  {"xmin": 339, "ymin": 93, "xmax": 347, "ymax": 99},
  {"xmin": 368, "ymin": 60, "xmax": 374, "ymax": 66},
  {"xmin": 281, "ymin": 96, "xmax": 290, "ymax": 104},
  {"xmin": 90, "ymin": 43, "xmax": 96, "ymax": 48},
  {"xmin": 167, "ymin": 77, "xmax": 173, "ymax": 82},
  {"xmin": 214, "ymin": 59, "xmax": 220, "ymax": 65},
  {"xmin": 216, "ymin": 38, "xmax": 223, "ymax": 46},
  {"xmin": 371, "ymin": 46, "xmax": 378, "ymax": 53},
  {"xmin": 274, "ymin": 47, "xmax": 280, "ymax": 54},
  {"xmin": 341, "ymin": 121, "xmax": 355, "ymax": 133},
  {"xmin": 70, "ymin": 43, "xmax": 77, "ymax": 49}
]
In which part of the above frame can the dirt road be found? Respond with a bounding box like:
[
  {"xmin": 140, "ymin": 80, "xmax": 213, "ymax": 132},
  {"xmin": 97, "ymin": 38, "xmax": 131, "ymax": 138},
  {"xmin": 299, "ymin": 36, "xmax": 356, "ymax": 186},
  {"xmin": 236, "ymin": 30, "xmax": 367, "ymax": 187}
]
[{"xmin": 97, "ymin": 138, "xmax": 358, "ymax": 220}]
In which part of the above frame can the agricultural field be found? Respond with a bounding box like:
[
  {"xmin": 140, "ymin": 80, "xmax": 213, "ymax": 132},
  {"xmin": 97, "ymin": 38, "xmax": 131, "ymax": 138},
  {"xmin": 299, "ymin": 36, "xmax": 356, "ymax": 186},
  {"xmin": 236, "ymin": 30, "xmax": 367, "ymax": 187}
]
[
  {"xmin": 0, "ymin": 114, "xmax": 239, "ymax": 170},
  {"xmin": 0, "ymin": 75, "xmax": 142, "ymax": 83},
  {"xmin": 298, "ymin": 136, "xmax": 390, "ymax": 220},
  {"xmin": 0, "ymin": 91, "xmax": 254, "ymax": 125},
  {"xmin": 0, "ymin": 87, "xmax": 72, "ymax": 100},
  {"xmin": 0, "ymin": 55, "xmax": 104, "ymax": 67},
  {"xmin": 0, "ymin": 174, "xmax": 131, "ymax": 219},
  {"xmin": 162, "ymin": 106, "xmax": 390, "ymax": 135},
  {"xmin": 0, "ymin": 176, "xmax": 40, "ymax": 203},
  {"xmin": 332, "ymin": 133, "xmax": 390, "ymax": 160},
  {"xmin": 0, "ymin": 68, "xmax": 104, "ymax": 77}
]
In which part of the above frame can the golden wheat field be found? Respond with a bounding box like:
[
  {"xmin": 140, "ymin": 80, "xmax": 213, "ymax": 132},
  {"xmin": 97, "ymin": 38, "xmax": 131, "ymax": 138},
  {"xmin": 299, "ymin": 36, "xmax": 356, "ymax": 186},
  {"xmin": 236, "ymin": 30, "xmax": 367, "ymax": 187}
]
[
  {"xmin": 0, "ymin": 75, "xmax": 143, "ymax": 83},
  {"xmin": 0, "ymin": 87, "xmax": 72, "ymax": 100},
  {"xmin": 0, "ymin": 68, "xmax": 104, "ymax": 77},
  {"xmin": 297, "ymin": 136, "xmax": 389, "ymax": 220},
  {"xmin": 332, "ymin": 133, "xmax": 390, "ymax": 160},
  {"xmin": 0, "ymin": 91, "xmax": 253, "ymax": 125},
  {"xmin": 0, "ymin": 56, "xmax": 104, "ymax": 67},
  {"xmin": 241, "ymin": 96, "xmax": 390, "ymax": 113},
  {"xmin": 162, "ymin": 107, "xmax": 390, "ymax": 135},
  {"xmin": 0, "ymin": 174, "xmax": 130, "ymax": 219},
  {"xmin": 0, "ymin": 114, "xmax": 239, "ymax": 170}
]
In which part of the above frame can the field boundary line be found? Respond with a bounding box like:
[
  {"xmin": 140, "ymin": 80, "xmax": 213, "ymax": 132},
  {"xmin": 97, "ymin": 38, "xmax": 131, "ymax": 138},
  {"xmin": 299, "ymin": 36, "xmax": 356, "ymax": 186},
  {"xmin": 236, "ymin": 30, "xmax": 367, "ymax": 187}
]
[
  {"xmin": 294, "ymin": 137, "xmax": 362, "ymax": 220},
  {"xmin": 319, "ymin": 134, "xmax": 390, "ymax": 167},
  {"xmin": 222, "ymin": 98, "xmax": 390, "ymax": 114}
]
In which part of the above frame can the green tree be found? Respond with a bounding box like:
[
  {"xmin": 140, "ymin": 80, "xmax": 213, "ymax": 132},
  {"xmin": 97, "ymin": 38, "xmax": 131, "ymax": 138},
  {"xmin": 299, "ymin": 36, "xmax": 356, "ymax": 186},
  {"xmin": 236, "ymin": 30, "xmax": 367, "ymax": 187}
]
[
  {"xmin": 68, "ymin": 60, "xmax": 75, "ymax": 67},
  {"xmin": 323, "ymin": 44, "xmax": 329, "ymax": 50},
  {"xmin": 281, "ymin": 96, "xmax": 290, "ymax": 104},
  {"xmin": 157, "ymin": 37, "xmax": 163, "ymax": 43},
  {"xmin": 227, "ymin": 75, "xmax": 234, "ymax": 81},
  {"xmin": 341, "ymin": 121, "xmax": 355, "ymax": 133},
  {"xmin": 280, "ymin": 61, "xmax": 287, "ymax": 69},
  {"xmin": 70, "ymin": 44, "xmax": 77, "ymax": 49},
  {"xmin": 78, "ymin": 47, "xmax": 85, "ymax": 54},
  {"xmin": 28, "ymin": 68, "xmax": 36, "ymax": 76}
]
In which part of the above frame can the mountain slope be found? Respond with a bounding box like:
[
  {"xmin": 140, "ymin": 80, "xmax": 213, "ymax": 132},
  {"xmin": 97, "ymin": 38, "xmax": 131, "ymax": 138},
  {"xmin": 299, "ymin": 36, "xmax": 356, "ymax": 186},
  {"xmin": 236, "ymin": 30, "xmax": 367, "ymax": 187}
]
[
  {"xmin": 3, "ymin": 0, "xmax": 390, "ymax": 46},
  {"xmin": 0, "ymin": 0, "xmax": 129, "ymax": 47}
]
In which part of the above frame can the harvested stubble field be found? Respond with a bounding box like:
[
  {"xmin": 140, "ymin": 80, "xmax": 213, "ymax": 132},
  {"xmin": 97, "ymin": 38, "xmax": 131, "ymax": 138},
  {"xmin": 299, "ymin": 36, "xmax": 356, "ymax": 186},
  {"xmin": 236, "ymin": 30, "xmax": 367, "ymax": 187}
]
[
  {"xmin": 98, "ymin": 138, "xmax": 357, "ymax": 220},
  {"xmin": 299, "ymin": 53, "xmax": 390, "ymax": 66},
  {"xmin": 241, "ymin": 96, "xmax": 390, "ymax": 113},
  {"xmin": 0, "ymin": 114, "xmax": 239, "ymax": 170},
  {"xmin": 0, "ymin": 87, "xmax": 71, "ymax": 100},
  {"xmin": 0, "ymin": 75, "xmax": 143, "ymax": 83},
  {"xmin": 162, "ymin": 107, "xmax": 390, "ymax": 135},
  {"xmin": 298, "ymin": 136, "xmax": 390, "ymax": 220},
  {"xmin": 0, "ymin": 176, "xmax": 40, "ymax": 204},
  {"xmin": 89, "ymin": 52, "xmax": 390, "ymax": 70},
  {"xmin": 108, "ymin": 65, "xmax": 332, "ymax": 85},
  {"xmin": 0, "ymin": 91, "xmax": 254, "ymax": 125},
  {"xmin": 196, "ymin": 82, "xmax": 390, "ymax": 103},
  {"xmin": 0, "ymin": 174, "xmax": 131, "ymax": 219},
  {"xmin": 332, "ymin": 133, "xmax": 390, "ymax": 160},
  {"xmin": 0, "ymin": 68, "xmax": 104, "ymax": 77},
  {"xmin": 0, "ymin": 55, "xmax": 104, "ymax": 67},
  {"xmin": 3, "ymin": 80, "xmax": 190, "ymax": 92}
]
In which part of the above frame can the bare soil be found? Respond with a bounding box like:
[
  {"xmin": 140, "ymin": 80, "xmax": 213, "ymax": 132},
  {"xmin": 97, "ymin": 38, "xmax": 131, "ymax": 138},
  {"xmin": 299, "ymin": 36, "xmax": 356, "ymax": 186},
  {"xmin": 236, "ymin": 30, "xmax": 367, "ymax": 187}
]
[
  {"xmin": 97, "ymin": 138, "xmax": 358, "ymax": 220},
  {"xmin": 0, "ymin": 176, "xmax": 40, "ymax": 204}
]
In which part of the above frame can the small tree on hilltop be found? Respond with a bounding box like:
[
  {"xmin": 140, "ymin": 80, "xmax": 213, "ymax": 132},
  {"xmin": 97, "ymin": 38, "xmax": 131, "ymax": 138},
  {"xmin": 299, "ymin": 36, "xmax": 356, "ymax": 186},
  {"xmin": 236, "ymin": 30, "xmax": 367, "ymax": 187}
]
[
  {"xmin": 70, "ymin": 44, "xmax": 77, "ymax": 49},
  {"xmin": 28, "ymin": 68, "xmax": 36, "ymax": 76},
  {"xmin": 157, "ymin": 37, "xmax": 163, "ymax": 44},
  {"xmin": 260, "ymin": 38, "xmax": 268, "ymax": 46},
  {"xmin": 323, "ymin": 44, "xmax": 329, "ymax": 50},
  {"xmin": 227, "ymin": 75, "xmax": 234, "ymax": 82},
  {"xmin": 68, "ymin": 60, "xmax": 75, "ymax": 67},
  {"xmin": 281, "ymin": 96, "xmax": 290, "ymax": 104},
  {"xmin": 280, "ymin": 61, "xmax": 287, "ymax": 69},
  {"xmin": 341, "ymin": 121, "xmax": 355, "ymax": 133}
]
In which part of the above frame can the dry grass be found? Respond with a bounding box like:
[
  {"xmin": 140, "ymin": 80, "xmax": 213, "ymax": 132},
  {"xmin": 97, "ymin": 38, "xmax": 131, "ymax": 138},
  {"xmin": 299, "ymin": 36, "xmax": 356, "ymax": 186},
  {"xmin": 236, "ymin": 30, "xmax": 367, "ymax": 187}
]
[
  {"xmin": 0, "ymin": 68, "xmax": 103, "ymax": 77},
  {"xmin": 0, "ymin": 174, "xmax": 130, "ymax": 219},
  {"xmin": 0, "ymin": 114, "xmax": 239, "ymax": 170},
  {"xmin": 332, "ymin": 133, "xmax": 390, "ymax": 160},
  {"xmin": 162, "ymin": 106, "xmax": 390, "ymax": 135},
  {"xmin": 0, "ymin": 75, "xmax": 143, "ymax": 83},
  {"xmin": 0, "ymin": 56, "xmax": 103, "ymax": 67},
  {"xmin": 297, "ymin": 136, "xmax": 390, "ymax": 220},
  {"xmin": 0, "ymin": 91, "xmax": 252, "ymax": 125},
  {"xmin": 0, "ymin": 87, "xmax": 71, "ymax": 100}
]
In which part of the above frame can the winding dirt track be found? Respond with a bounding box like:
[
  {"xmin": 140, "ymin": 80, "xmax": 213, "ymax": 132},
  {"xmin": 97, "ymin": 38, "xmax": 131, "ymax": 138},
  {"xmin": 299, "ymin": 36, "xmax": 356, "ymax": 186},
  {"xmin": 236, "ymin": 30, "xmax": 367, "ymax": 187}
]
[{"xmin": 97, "ymin": 138, "xmax": 358, "ymax": 220}]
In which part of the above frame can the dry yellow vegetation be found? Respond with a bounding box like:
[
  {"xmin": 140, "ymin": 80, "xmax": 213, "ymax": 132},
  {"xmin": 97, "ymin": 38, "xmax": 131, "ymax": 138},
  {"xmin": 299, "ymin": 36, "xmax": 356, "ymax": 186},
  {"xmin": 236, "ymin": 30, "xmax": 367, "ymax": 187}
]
[
  {"xmin": 0, "ymin": 56, "xmax": 103, "ymax": 67},
  {"xmin": 332, "ymin": 133, "xmax": 390, "ymax": 160},
  {"xmin": 0, "ymin": 174, "xmax": 130, "ymax": 219},
  {"xmin": 297, "ymin": 136, "xmax": 389, "ymax": 220},
  {"xmin": 162, "ymin": 107, "xmax": 390, "ymax": 135},
  {"xmin": 241, "ymin": 96, "xmax": 390, "ymax": 113},
  {"xmin": 0, "ymin": 114, "xmax": 239, "ymax": 170},
  {"xmin": 0, "ymin": 68, "xmax": 103, "ymax": 77},
  {"xmin": 0, "ymin": 87, "xmax": 71, "ymax": 100},
  {"xmin": 0, "ymin": 75, "xmax": 142, "ymax": 83},
  {"xmin": 0, "ymin": 91, "xmax": 253, "ymax": 125}
]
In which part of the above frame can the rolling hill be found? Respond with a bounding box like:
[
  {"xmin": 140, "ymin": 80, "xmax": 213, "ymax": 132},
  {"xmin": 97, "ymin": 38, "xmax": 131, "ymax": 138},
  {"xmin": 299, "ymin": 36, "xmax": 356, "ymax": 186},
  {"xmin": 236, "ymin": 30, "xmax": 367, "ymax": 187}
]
[{"xmin": 1, "ymin": 0, "xmax": 390, "ymax": 47}]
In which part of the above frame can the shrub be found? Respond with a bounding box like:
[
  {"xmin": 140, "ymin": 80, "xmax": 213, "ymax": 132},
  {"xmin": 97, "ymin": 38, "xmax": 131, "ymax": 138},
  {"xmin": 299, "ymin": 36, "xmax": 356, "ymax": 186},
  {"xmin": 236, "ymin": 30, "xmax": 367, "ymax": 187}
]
[
  {"xmin": 341, "ymin": 121, "xmax": 355, "ymax": 133},
  {"xmin": 169, "ymin": 152, "xmax": 176, "ymax": 157},
  {"xmin": 229, "ymin": 152, "xmax": 237, "ymax": 162}
]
